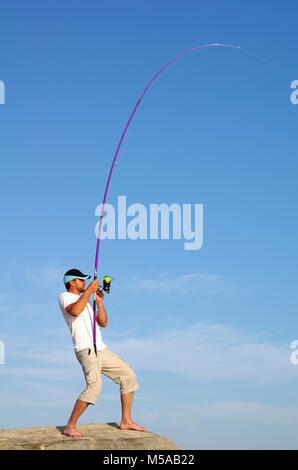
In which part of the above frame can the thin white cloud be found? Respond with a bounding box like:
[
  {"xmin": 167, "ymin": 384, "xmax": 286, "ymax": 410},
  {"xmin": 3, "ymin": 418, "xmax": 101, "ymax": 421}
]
[
  {"xmin": 126, "ymin": 272, "xmax": 244, "ymax": 295},
  {"xmin": 192, "ymin": 401, "xmax": 298, "ymax": 426},
  {"xmin": 0, "ymin": 294, "xmax": 14, "ymax": 300},
  {"xmin": 137, "ymin": 399, "xmax": 298, "ymax": 427},
  {"xmin": 0, "ymin": 294, "xmax": 14, "ymax": 312},
  {"xmin": 2, "ymin": 321, "xmax": 295, "ymax": 387},
  {"xmin": 108, "ymin": 321, "xmax": 295, "ymax": 386},
  {"xmin": 25, "ymin": 261, "xmax": 63, "ymax": 289},
  {"xmin": 1, "ymin": 318, "xmax": 297, "ymax": 433}
]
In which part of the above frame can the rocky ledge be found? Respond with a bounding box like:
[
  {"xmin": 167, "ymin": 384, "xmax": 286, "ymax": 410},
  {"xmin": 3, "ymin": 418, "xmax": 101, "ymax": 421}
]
[{"xmin": 0, "ymin": 423, "xmax": 180, "ymax": 450}]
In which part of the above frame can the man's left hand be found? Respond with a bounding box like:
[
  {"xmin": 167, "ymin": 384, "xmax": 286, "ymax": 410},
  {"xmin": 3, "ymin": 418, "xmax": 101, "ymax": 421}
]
[{"xmin": 96, "ymin": 289, "xmax": 104, "ymax": 302}]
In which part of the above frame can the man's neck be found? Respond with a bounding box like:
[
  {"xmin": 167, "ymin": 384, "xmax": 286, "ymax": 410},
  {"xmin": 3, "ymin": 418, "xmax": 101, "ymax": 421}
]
[{"xmin": 68, "ymin": 288, "xmax": 81, "ymax": 296}]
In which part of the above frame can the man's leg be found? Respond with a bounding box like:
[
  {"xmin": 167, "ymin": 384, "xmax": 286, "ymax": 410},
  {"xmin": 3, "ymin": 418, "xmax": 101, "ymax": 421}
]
[
  {"xmin": 63, "ymin": 399, "xmax": 89, "ymax": 437},
  {"xmin": 120, "ymin": 391, "xmax": 147, "ymax": 431},
  {"xmin": 99, "ymin": 347, "xmax": 146, "ymax": 431},
  {"xmin": 63, "ymin": 348, "xmax": 102, "ymax": 438}
]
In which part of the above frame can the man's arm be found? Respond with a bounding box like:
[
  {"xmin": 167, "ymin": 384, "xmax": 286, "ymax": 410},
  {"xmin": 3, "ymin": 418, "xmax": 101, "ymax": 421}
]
[
  {"xmin": 96, "ymin": 290, "xmax": 108, "ymax": 328},
  {"xmin": 65, "ymin": 280, "xmax": 99, "ymax": 317}
]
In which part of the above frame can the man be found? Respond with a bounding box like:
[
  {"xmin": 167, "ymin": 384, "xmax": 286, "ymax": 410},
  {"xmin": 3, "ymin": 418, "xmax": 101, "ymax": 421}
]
[{"xmin": 59, "ymin": 268, "xmax": 146, "ymax": 438}]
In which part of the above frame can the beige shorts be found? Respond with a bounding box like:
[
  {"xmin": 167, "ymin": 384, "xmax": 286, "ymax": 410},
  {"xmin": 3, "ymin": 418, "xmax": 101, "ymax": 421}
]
[{"xmin": 75, "ymin": 346, "xmax": 139, "ymax": 405}]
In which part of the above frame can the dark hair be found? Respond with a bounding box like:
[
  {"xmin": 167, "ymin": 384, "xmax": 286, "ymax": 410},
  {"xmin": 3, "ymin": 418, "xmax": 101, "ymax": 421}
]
[{"xmin": 65, "ymin": 282, "xmax": 71, "ymax": 291}]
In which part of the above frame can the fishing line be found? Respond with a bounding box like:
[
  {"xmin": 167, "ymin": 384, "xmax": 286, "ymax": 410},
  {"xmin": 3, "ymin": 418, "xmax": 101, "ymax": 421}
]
[{"xmin": 92, "ymin": 43, "xmax": 240, "ymax": 354}]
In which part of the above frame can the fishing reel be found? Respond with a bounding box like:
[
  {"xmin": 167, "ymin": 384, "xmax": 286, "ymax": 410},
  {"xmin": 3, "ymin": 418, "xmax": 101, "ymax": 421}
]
[{"xmin": 97, "ymin": 276, "xmax": 112, "ymax": 294}]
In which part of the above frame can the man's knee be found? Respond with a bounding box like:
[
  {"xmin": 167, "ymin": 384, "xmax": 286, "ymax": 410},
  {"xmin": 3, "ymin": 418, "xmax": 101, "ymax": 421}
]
[
  {"xmin": 120, "ymin": 368, "xmax": 139, "ymax": 395},
  {"xmin": 79, "ymin": 379, "xmax": 102, "ymax": 405}
]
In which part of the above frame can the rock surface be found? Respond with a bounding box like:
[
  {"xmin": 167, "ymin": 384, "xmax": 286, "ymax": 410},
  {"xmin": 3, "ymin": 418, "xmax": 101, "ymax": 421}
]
[{"xmin": 0, "ymin": 423, "xmax": 180, "ymax": 450}]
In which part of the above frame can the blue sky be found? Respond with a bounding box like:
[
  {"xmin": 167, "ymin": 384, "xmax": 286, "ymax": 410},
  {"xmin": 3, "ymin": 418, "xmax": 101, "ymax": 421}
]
[{"xmin": 0, "ymin": 0, "xmax": 298, "ymax": 450}]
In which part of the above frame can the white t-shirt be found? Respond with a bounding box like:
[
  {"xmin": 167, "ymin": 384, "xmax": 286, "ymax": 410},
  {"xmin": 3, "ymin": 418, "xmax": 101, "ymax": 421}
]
[{"xmin": 59, "ymin": 291, "xmax": 106, "ymax": 352}]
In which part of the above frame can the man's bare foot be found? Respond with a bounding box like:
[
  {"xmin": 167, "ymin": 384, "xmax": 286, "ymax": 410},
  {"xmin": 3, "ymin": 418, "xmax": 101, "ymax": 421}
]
[
  {"xmin": 120, "ymin": 420, "xmax": 147, "ymax": 432},
  {"xmin": 62, "ymin": 425, "xmax": 85, "ymax": 438}
]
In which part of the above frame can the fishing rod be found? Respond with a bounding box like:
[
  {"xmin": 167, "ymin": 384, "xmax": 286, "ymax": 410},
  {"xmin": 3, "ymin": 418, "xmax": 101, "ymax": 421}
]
[{"xmin": 92, "ymin": 43, "xmax": 240, "ymax": 354}]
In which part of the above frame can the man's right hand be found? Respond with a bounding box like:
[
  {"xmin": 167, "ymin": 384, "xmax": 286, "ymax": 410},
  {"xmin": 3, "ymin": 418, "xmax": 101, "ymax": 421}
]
[
  {"xmin": 66, "ymin": 278, "xmax": 100, "ymax": 317},
  {"xmin": 87, "ymin": 279, "xmax": 100, "ymax": 294}
]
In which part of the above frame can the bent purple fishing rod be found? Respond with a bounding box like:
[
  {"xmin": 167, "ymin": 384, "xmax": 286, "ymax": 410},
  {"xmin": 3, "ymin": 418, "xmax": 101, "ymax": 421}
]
[{"xmin": 92, "ymin": 43, "xmax": 240, "ymax": 354}]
